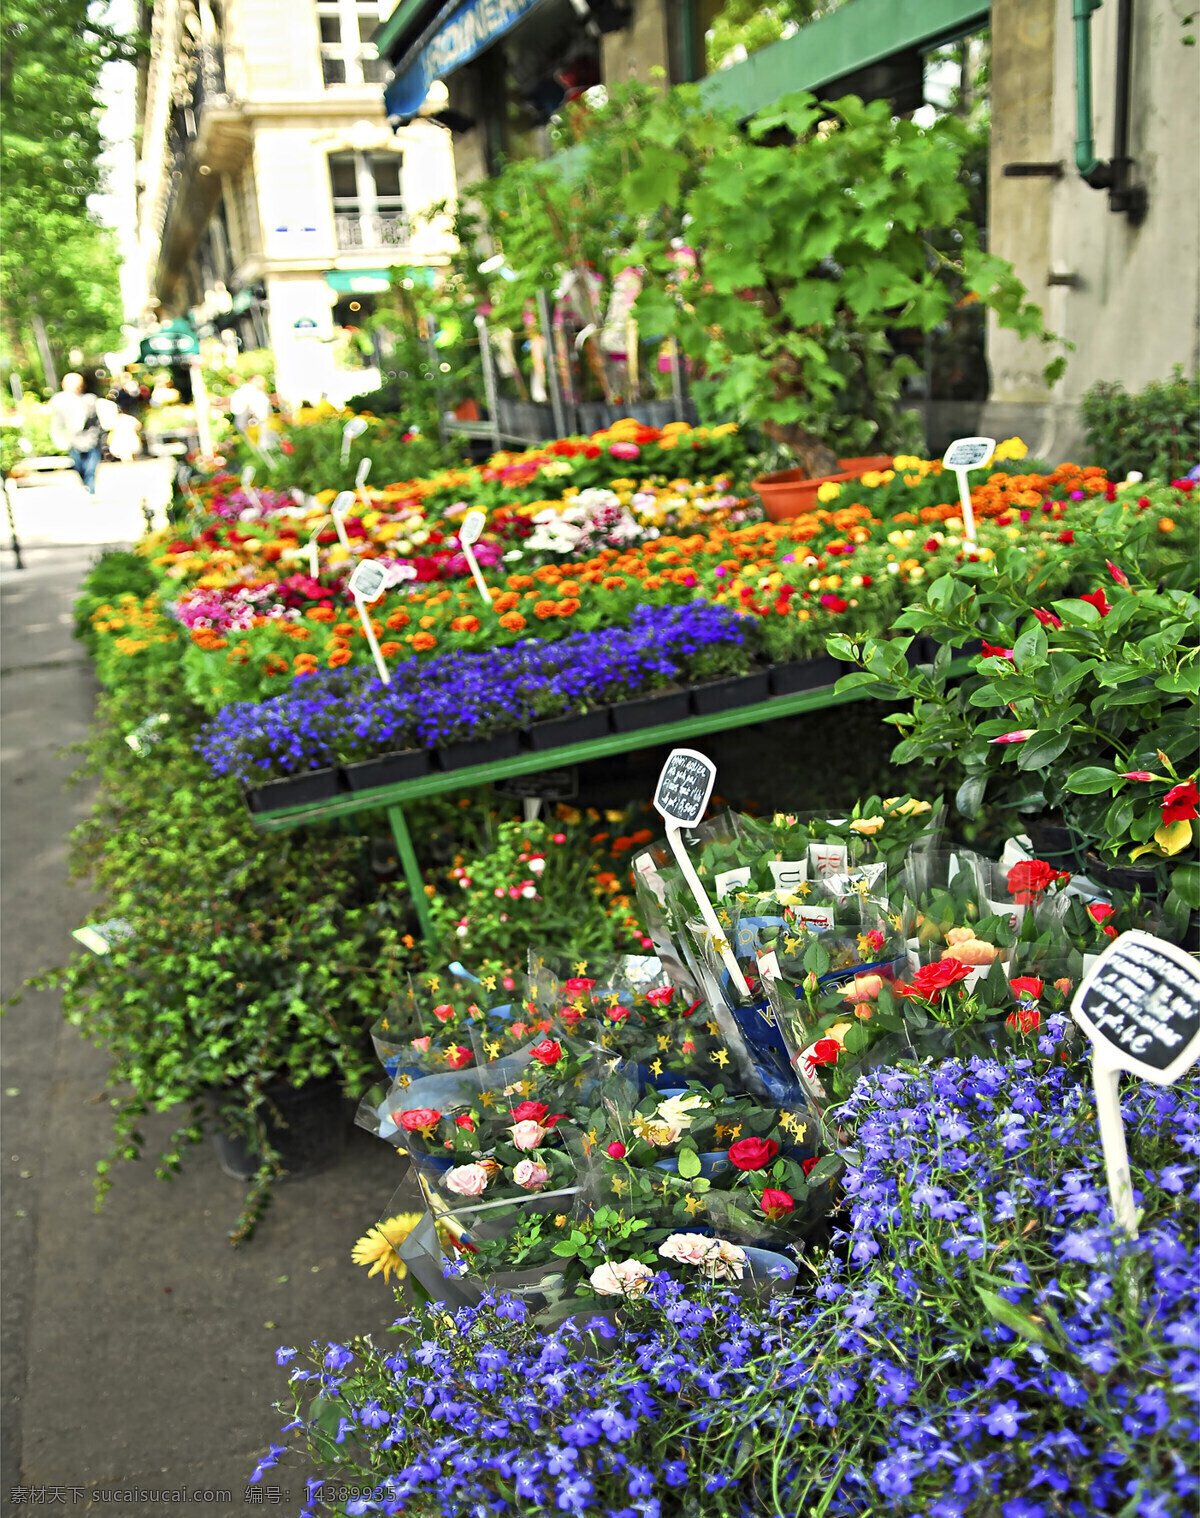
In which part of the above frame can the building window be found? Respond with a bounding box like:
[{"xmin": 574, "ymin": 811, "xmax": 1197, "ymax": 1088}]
[
  {"xmin": 317, "ymin": 0, "xmax": 390, "ymax": 88},
  {"xmin": 329, "ymin": 151, "xmax": 408, "ymax": 249}
]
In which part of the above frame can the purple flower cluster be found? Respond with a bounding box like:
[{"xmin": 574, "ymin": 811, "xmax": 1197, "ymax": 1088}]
[
  {"xmin": 257, "ymin": 1051, "xmax": 1200, "ymax": 1515},
  {"xmin": 197, "ymin": 602, "xmax": 748, "ymax": 782},
  {"xmin": 206, "ymin": 485, "xmax": 298, "ymax": 521}
]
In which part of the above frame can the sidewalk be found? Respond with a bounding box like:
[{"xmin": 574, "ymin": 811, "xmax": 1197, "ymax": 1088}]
[{"xmin": 1, "ymin": 483, "xmax": 406, "ymax": 1515}]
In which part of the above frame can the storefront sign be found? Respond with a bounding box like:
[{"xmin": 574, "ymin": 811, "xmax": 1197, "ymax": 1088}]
[{"xmin": 384, "ymin": 0, "xmax": 547, "ymax": 119}]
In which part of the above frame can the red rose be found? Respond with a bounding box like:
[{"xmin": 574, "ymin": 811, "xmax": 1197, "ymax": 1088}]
[
  {"xmin": 728, "ymin": 1137, "xmax": 780, "ymax": 1172},
  {"xmin": 558, "ymin": 1005, "xmax": 585, "ymax": 1026},
  {"xmin": 431, "ymin": 1003, "xmax": 455, "ymax": 1023},
  {"xmin": 510, "ymin": 1101, "xmax": 548, "ymax": 1124},
  {"xmin": 530, "ymin": 1039, "xmax": 563, "ymax": 1066},
  {"xmin": 1006, "ymin": 859, "xmax": 1071, "ymax": 904},
  {"xmin": 759, "ymin": 1188, "xmax": 795, "ymax": 1220},
  {"xmin": 1087, "ymin": 901, "xmax": 1115, "ymax": 925},
  {"xmin": 645, "ymin": 986, "xmax": 674, "ymax": 1008},
  {"xmin": 1005, "ymin": 1006, "xmax": 1041, "ymax": 1034},
  {"xmin": 606, "ymin": 1140, "xmax": 627, "ymax": 1158},
  {"xmin": 563, "ymin": 977, "xmax": 595, "ymax": 997},
  {"xmin": 1162, "ymin": 780, "xmax": 1199, "ymax": 825},
  {"xmin": 808, "ymin": 1038, "xmax": 841, "ymax": 1066},
  {"xmin": 905, "ymin": 959, "xmax": 974, "ymax": 1000},
  {"xmin": 446, "ymin": 1046, "xmax": 473, "ymax": 1069},
  {"xmin": 399, "ymin": 1107, "xmax": 441, "ymax": 1132},
  {"xmin": 1008, "ymin": 976, "xmax": 1044, "ymax": 1000},
  {"xmin": 544, "ymin": 1113, "xmax": 567, "ymax": 1128},
  {"xmin": 604, "ymin": 1005, "xmax": 630, "ymax": 1023},
  {"xmin": 454, "ymin": 1114, "xmax": 475, "ymax": 1130},
  {"xmin": 800, "ymin": 1156, "xmax": 820, "ymax": 1177}
]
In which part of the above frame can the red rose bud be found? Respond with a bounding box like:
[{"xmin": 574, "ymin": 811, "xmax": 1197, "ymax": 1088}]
[
  {"xmin": 1008, "ymin": 976, "xmax": 1044, "ymax": 1000},
  {"xmin": 530, "ymin": 1039, "xmax": 563, "ymax": 1065},
  {"xmin": 728, "ymin": 1137, "xmax": 780, "ymax": 1171},
  {"xmin": 510, "ymin": 1101, "xmax": 549, "ymax": 1124},
  {"xmin": 558, "ymin": 1005, "xmax": 585, "ymax": 1026},
  {"xmin": 645, "ymin": 985, "xmax": 674, "ymax": 1007},
  {"xmin": 1087, "ymin": 901, "xmax": 1115, "ymax": 924},
  {"xmin": 446, "ymin": 1046, "xmax": 473, "ymax": 1069},
  {"xmin": 1006, "ymin": 1006, "xmax": 1041, "ymax": 1034},
  {"xmin": 759, "ymin": 1188, "xmax": 795, "ymax": 1220},
  {"xmin": 809, "ymin": 1038, "xmax": 841, "ymax": 1066},
  {"xmin": 399, "ymin": 1107, "xmax": 441, "ymax": 1132},
  {"xmin": 801, "ymin": 1156, "xmax": 820, "ymax": 1177},
  {"xmin": 563, "ymin": 977, "xmax": 596, "ymax": 997},
  {"xmin": 454, "ymin": 1114, "xmax": 475, "ymax": 1130},
  {"xmin": 431, "ymin": 1003, "xmax": 455, "ymax": 1023},
  {"xmin": 606, "ymin": 1140, "xmax": 627, "ymax": 1159}
]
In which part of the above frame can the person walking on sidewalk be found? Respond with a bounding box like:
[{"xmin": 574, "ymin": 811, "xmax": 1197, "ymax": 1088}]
[{"xmin": 48, "ymin": 373, "xmax": 104, "ymax": 496}]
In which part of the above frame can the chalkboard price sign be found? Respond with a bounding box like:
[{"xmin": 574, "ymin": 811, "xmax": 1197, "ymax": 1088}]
[
  {"xmin": 942, "ymin": 436, "xmax": 995, "ymax": 471},
  {"xmin": 1070, "ymin": 929, "xmax": 1200, "ymax": 1236},
  {"xmin": 348, "ymin": 559, "xmax": 388, "ymax": 604},
  {"xmin": 1072, "ymin": 929, "xmax": 1200, "ymax": 1084},
  {"xmin": 654, "ymin": 748, "xmax": 717, "ymax": 827}
]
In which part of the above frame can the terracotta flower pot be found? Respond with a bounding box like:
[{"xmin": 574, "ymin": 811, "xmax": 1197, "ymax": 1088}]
[{"xmin": 753, "ymin": 455, "xmax": 894, "ymax": 522}]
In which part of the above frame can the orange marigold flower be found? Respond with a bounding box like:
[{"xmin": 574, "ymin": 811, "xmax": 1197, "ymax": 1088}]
[
  {"xmin": 630, "ymin": 828, "xmax": 653, "ymax": 844},
  {"xmin": 419, "ymin": 615, "xmax": 437, "ymax": 630},
  {"xmin": 410, "ymin": 632, "xmax": 437, "ymax": 651},
  {"xmin": 306, "ymin": 605, "xmax": 336, "ymax": 622},
  {"xmin": 507, "ymin": 574, "xmax": 533, "ymax": 590},
  {"xmin": 498, "ymin": 612, "xmax": 526, "ymax": 632},
  {"xmin": 379, "ymin": 641, "xmax": 402, "ymax": 657},
  {"xmin": 534, "ymin": 600, "xmax": 559, "ymax": 619},
  {"xmin": 556, "ymin": 598, "xmax": 580, "ymax": 615},
  {"xmin": 293, "ymin": 653, "xmax": 319, "ymax": 670},
  {"xmin": 386, "ymin": 610, "xmax": 411, "ymax": 630},
  {"xmin": 558, "ymin": 580, "xmax": 581, "ymax": 596},
  {"xmin": 601, "ymin": 576, "xmax": 626, "ymax": 591},
  {"xmin": 328, "ymin": 648, "xmax": 353, "ymax": 667},
  {"xmin": 451, "ymin": 615, "xmax": 481, "ymax": 632},
  {"xmin": 333, "ymin": 623, "xmax": 355, "ymax": 638},
  {"xmin": 492, "ymin": 591, "xmax": 520, "ymax": 614}
]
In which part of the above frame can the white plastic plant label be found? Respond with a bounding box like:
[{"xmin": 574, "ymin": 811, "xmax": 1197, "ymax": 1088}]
[
  {"xmin": 941, "ymin": 435, "xmax": 995, "ymax": 544},
  {"xmin": 348, "ymin": 559, "xmax": 387, "ymax": 603},
  {"xmin": 808, "ymin": 842, "xmax": 848, "ymax": 879},
  {"xmin": 457, "ymin": 510, "xmax": 492, "ymax": 604},
  {"xmin": 330, "ymin": 491, "xmax": 356, "ymax": 551},
  {"xmin": 714, "ymin": 867, "xmax": 753, "ymax": 897},
  {"xmin": 341, "ymin": 415, "xmax": 368, "ymax": 462},
  {"xmin": 768, "ymin": 859, "xmax": 808, "ymax": 892},
  {"xmin": 792, "ymin": 904, "xmax": 836, "ymax": 932}
]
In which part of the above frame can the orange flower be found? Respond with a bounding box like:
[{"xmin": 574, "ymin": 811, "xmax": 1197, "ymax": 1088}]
[
  {"xmin": 533, "ymin": 600, "xmax": 559, "ymax": 619},
  {"xmin": 263, "ymin": 655, "xmax": 289, "ymax": 676},
  {"xmin": 293, "ymin": 653, "xmax": 319, "ymax": 671},
  {"xmin": 333, "ymin": 622, "xmax": 355, "ymax": 638},
  {"xmin": 306, "ymin": 605, "xmax": 336, "ymax": 622},
  {"xmin": 451, "ymin": 615, "xmax": 481, "ymax": 632},
  {"xmin": 419, "ymin": 615, "xmax": 437, "ymax": 629},
  {"xmin": 328, "ymin": 648, "xmax": 353, "ymax": 667},
  {"xmin": 498, "ymin": 612, "xmax": 526, "ymax": 632},
  {"xmin": 411, "ymin": 632, "xmax": 437, "ymax": 651},
  {"xmin": 379, "ymin": 641, "xmax": 402, "ymax": 657},
  {"xmin": 386, "ymin": 610, "xmax": 411, "ymax": 630},
  {"xmin": 492, "ymin": 591, "xmax": 519, "ymax": 613},
  {"xmin": 555, "ymin": 598, "xmax": 580, "ymax": 616},
  {"xmin": 507, "ymin": 574, "xmax": 533, "ymax": 590},
  {"xmin": 630, "ymin": 828, "xmax": 653, "ymax": 844},
  {"xmin": 601, "ymin": 576, "xmax": 626, "ymax": 591}
]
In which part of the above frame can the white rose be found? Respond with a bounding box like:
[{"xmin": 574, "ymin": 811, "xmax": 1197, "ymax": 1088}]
[
  {"xmin": 509, "ymin": 1120, "xmax": 548, "ymax": 1151},
  {"xmin": 588, "ymin": 1258, "xmax": 654, "ymax": 1297},
  {"xmin": 658, "ymin": 1232, "xmax": 719, "ymax": 1268},
  {"xmin": 443, "ymin": 1163, "xmax": 489, "ymax": 1198},
  {"xmin": 710, "ymin": 1240, "xmax": 747, "ymax": 1281},
  {"xmin": 656, "ymin": 1094, "xmax": 710, "ymax": 1130}
]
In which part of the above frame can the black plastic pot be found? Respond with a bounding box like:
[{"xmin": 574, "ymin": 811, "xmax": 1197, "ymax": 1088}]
[
  {"xmin": 436, "ymin": 731, "xmax": 523, "ymax": 771},
  {"xmin": 524, "ymin": 708, "xmax": 611, "ymax": 752},
  {"xmin": 689, "ymin": 669, "xmax": 772, "ymax": 715},
  {"xmin": 342, "ymin": 749, "xmax": 431, "ymax": 791},
  {"xmin": 609, "ymin": 686, "xmax": 691, "ymax": 733},
  {"xmin": 244, "ymin": 767, "xmax": 341, "ymax": 814},
  {"xmin": 1025, "ymin": 814, "xmax": 1086, "ymax": 871},
  {"xmin": 1083, "ymin": 851, "xmax": 1163, "ymax": 897},
  {"xmin": 769, "ymin": 656, "xmax": 841, "ymax": 696},
  {"xmin": 210, "ymin": 1077, "xmax": 346, "ymax": 1182}
]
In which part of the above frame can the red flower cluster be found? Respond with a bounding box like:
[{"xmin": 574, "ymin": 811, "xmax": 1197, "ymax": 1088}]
[
  {"xmin": 1162, "ymin": 780, "xmax": 1199, "ymax": 825},
  {"xmin": 897, "ymin": 959, "xmax": 974, "ymax": 999},
  {"xmin": 728, "ymin": 1137, "xmax": 779, "ymax": 1172},
  {"xmin": 1006, "ymin": 859, "xmax": 1071, "ymax": 904}
]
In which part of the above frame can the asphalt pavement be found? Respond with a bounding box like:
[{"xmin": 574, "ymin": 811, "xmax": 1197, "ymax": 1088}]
[{"xmin": 1, "ymin": 463, "xmax": 406, "ymax": 1516}]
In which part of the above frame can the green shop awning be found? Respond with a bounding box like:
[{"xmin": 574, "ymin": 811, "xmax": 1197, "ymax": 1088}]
[
  {"xmin": 325, "ymin": 269, "xmax": 394, "ymax": 294},
  {"xmin": 138, "ymin": 318, "xmax": 200, "ymax": 366}
]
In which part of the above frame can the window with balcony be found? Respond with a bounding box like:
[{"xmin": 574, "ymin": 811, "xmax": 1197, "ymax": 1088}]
[
  {"xmin": 329, "ymin": 151, "xmax": 408, "ymax": 249},
  {"xmin": 317, "ymin": 1, "xmax": 391, "ymax": 88}
]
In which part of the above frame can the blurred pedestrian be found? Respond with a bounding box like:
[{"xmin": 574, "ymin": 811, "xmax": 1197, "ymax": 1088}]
[
  {"xmin": 48, "ymin": 372, "xmax": 103, "ymax": 496},
  {"xmin": 230, "ymin": 373, "xmax": 272, "ymax": 439}
]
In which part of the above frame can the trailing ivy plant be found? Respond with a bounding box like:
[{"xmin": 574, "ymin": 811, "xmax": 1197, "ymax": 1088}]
[{"xmin": 22, "ymin": 672, "xmax": 415, "ymax": 1242}]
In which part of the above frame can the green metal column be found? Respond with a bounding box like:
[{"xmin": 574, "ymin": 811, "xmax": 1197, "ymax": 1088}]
[{"xmin": 387, "ymin": 803, "xmax": 437, "ymax": 943}]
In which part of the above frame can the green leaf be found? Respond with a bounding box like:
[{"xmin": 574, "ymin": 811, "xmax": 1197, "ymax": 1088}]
[
  {"xmin": 1015, "ymin": 730, "xmax": 1072, "ymax": 771},
  {"xmin": 1064, "ymin": 767, "xmax": 1122, "ymax": 794},
  {"xmin": 676, "ymin": 1147, "xmax": 702, "ymax": 1180},
  {"xmin": 803, "ymin": 1154, "xmax": 842, "ymax": 1186},
  {"xmin": 1012, "ymin": 622, "xmax": 1048, "ymax": 669},
  {"xmin": 1170, "ymin": 863, "xmax": 1200, "ymax": 910},
  {"xmin": 1053, "ymin": 598, "xmax": 1101, "ymax": 628},
  {"xmin": 956, "ymin": 772, "xmax": 988, "ymax": 819},
  {"xmin": 975, "ymin": 1287, "xmax": 1047, "ymax": 1343}
]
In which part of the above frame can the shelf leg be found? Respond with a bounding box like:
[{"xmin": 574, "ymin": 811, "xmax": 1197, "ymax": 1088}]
[{"xmin": 387, "ymin": 803, "xmax": 436, "ymax": 944}]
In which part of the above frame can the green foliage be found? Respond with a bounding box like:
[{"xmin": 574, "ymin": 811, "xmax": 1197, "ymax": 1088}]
[
  {"xmin": 73, "ymin": 548, "xmax": 160, "ymax": 647},
  {"xmin": 364, "ymin": 265, "xmax": 483, "ymax": 442},
  {"xmin": 460, "ymin": 82, "xmax": 1055, "ymax": 472},
  {"xmin": 1080, "ymin": 366, "xmax": 1200, "ymax": 483},
  {"xmin": 0, "ymin": 1, "xmax": 134, "ymax": 381},
  {"xmin": 225, "ymin": 412, "xmax": 453, "ymax": 495}
]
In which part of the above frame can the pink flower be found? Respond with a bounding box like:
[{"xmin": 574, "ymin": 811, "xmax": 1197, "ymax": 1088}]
[
  {"xmin": 841, "ymin": 973, "xmax": 883, "ymax": 1004},
  {"xmin": 410, "ymin": 1035, "xmax": 431, "ymax": 1053},
  {"xmin": 589, "ymin": 1259, "xmax": 653, "ymax": 1296},
  {"xmin": 609, "ymin": 441, "xmax": 640, "ymax": 460},
  {"xmin": 509, "ymin": 1119, "xmax": 548, "ymax": 1150},
  {"xmin": 443, "ymin": 1163, "xmax": 489, "ymax": 1198},
  {"xmin": 606, "ymin": 1140, "xmax": 627, "ymax": 1158},
  {"xmin": 1032, "ymin": 608, "xmax": 1062, "ymax": 630},
  {"xmin": 1121, "ymin": 771, "xmax": 1156, "ymax": 781},
  {"xmin": 512, "ymin": 1158, "xmax": 549, "ymax": 1191},
  {"xmin": 431, "ymin": 1003, "xmax": 455, "ymax": 1023},
  {"xmin": 990, "ymin": 729, "xmax": 1035, "ymax": 744},
  {"xmin": 1106, "ymin": 560, "xmax": 1129, "ymax": 587},
  {"xmin": 658, "ymin": 1232, "xmax": 719, "ymax": 1268}
]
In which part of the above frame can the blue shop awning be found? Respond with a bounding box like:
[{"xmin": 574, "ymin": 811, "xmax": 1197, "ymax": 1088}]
[{"xmin": 384, "ymin": 0, "xmax": 548, "ymax": 119}]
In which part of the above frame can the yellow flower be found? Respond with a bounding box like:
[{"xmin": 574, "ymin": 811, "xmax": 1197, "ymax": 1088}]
[
  {"xmin": 351, "ymin": 1212, "xmax": 424, "ymax": 1283},
  {"xmin": 850, "ymin": 816, "xmax": 885, "ymax": 835},
  {"xmin": 816, "ymin": 481, "xmax": 841, "ymax": 502},
  {"xmin": 1131, "ymin": 819, "xmax": 1194, "ymax": 860},
  {"xmin": 993, "ymin": 437, "xmax": 1028, "ymax": 462},
  {"xmin": 883, "ymin": 797, "xmax": 932, "ymax": 817}
]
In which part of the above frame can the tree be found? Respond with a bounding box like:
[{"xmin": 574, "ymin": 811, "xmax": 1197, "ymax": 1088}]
[{"xmin": 0, "ymin": 0, "xmax": 135, "ymax": 386}]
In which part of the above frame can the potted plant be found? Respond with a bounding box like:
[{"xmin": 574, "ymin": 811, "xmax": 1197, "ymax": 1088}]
[{"xmin": 827, "ymin": 496, "xmax": 1200, "ymax": 941}]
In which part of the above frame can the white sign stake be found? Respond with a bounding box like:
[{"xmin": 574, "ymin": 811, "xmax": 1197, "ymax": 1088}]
[
  {"xmin": 330, "ymin": 490, "xmax": 356, "ymax": 552},
  {"xmin": 652, "ymin": 748, "xmax": 752, "ymax": 1001},
  {"xmin": 458, "ymin": 509, "xmax": 492, "ymax": 605},
  {"xmin": 240, "ymin": 465, "xmax": 261, "ymax": 510},
  {"xmin": 304, "ymin": 505, "xmax": 328, "ymax": 579},
  {"xmin": 1070, "ymin": 929, "xmax": 1200, "ymax": 1237},
  {"xmin": 348, "ymin": 559, "xmax": 391, "ymax": 684},
  {"xmin": 355, "ymin": 456, "xmax": 372, "ymax": 510},
  {"xmin": 341, "ymin": 415, "xmax": 368, "ymax": 464},
  {"xmin": 941, "ymin": 436, "xmax": 995, "ymax": 544}
]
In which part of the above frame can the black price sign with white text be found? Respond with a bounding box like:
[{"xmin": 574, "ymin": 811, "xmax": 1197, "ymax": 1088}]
[
  {"xmin": 1072, "ymin": 930, "xmax": 1200, "ymax": 1084},
  {"xmin": 654, "ymin": 748, "xmax": 716, "ymax": 828}
]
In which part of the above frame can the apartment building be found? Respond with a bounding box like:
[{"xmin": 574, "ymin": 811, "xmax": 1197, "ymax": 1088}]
[{"xmin": 135, "ymin": 0, "xmax": 457, "ymax": 404}]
